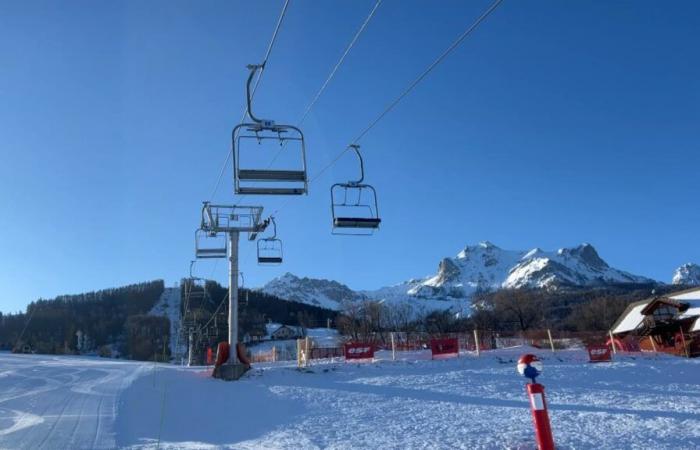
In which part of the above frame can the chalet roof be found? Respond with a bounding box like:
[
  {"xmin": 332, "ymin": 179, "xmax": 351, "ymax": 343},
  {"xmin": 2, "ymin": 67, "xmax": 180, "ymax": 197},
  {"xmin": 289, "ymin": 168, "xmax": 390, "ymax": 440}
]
[
  {"xmin": 611, "ymin": 301, "xmax": 650, "ymax": 334},
  {"xmin": 670, "ymin": 289, "xmax": 700, "ymax": 332},
  {"xmin": 611, "ymin": 287, "xmax": 700, "ymax": 334},
  {"xmin": 640, "ymin": 298, "xmax": 688, "ymax": 315},
  {"xmin": 265, "ymin": 323, "xmax": 302, "ymax": 337}
]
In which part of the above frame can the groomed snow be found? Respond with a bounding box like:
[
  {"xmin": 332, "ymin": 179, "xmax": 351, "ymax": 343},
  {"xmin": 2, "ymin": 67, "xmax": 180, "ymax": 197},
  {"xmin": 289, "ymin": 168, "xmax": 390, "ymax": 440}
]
[
  {"xmin": 2, "ymin": 348, "xmax": 700, "ymax": 449},
  {"xmin": 149, "ymin": 286, "xmax": 183, "ymax": 358},
  {"xmin": 0, "ymin": 352, "xmax": 149, "ymax": 449}
]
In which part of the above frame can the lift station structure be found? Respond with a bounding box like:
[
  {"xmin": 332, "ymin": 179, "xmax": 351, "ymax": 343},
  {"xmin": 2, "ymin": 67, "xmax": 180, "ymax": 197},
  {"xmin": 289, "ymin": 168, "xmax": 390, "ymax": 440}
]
[{"xmin": 195, "ymin": 201, "xmax": 268, "ymax": 380}]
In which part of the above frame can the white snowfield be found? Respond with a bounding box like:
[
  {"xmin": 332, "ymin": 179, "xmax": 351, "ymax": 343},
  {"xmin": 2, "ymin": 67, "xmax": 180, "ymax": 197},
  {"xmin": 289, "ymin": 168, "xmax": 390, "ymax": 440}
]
[
  {"xmin": 2, "ymin": 348, "xmax": 700, "ymax": 449},
  {"xmin": 0, "ymin": 352, "xmax": 148, "ymax": 449}
]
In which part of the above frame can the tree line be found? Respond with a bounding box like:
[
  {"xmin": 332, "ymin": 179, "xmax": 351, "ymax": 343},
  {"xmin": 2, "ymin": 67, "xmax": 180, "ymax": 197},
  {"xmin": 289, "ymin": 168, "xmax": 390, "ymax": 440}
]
[
  {"xmin": 0, "ymin": 280, "xmax": 166, "ymax": 360},
  {"xmin": 336, "ymin": 283, "xmax": 686, "ymax": 342}
]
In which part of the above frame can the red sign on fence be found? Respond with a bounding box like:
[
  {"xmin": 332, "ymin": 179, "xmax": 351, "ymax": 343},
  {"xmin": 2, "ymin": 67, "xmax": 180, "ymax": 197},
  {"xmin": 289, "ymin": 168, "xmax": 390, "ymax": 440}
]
[
  {"xmin": 587, "ymin": 344, "xmax": 612, "ymax": 363},
  {"xmin": 430, "ymin": 338, "xmax": 459, "ymax": 359},
  {"xmin": 344, "ymin": 343, "xmax": 375, "ymax": 360}
]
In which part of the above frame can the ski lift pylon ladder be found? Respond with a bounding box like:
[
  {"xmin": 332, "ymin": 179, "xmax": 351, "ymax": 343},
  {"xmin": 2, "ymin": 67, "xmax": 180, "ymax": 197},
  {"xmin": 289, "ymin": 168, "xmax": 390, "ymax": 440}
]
[
  {"xmin": 330, "ymin": 144, "xmax": 381, "ymax": 235},
  {"xmin": 232, "ymin": 64, "xmax": 308, "ymax": 196},
  {"xmin": 257, "ymin": 216, "xmax": 283, "ymax": 265}
]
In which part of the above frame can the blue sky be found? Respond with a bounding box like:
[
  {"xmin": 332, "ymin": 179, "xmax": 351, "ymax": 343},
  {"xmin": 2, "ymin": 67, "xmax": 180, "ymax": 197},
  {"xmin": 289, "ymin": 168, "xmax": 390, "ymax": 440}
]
[{"xmin": 1, "ymin": 0, "xmax": 698, "ymax": 313}]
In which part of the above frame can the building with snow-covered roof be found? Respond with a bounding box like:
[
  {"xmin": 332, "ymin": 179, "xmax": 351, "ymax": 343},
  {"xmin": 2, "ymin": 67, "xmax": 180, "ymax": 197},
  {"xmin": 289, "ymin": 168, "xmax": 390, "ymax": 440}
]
[
  {"xmin": 611, "ymin": 287, "xmax": 700, "ymax": 357},
  {"xmin": 265, "ymin": 323, "xmax": 305, "ymax": 341}
]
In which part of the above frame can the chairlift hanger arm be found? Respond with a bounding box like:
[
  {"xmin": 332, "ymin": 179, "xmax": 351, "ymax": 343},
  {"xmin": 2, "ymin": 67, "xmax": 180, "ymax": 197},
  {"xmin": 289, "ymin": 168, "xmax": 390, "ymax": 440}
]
[
  {"xmin": 201, "ymin": 201, "xmax": 215, "ymax": 230},
  {"xmin": 245, "ymin": 63, "xmax": 270, "ymax": 126},
  {"xmin": 267, "ymin": 216, "xmax": 277, "ymax": 240},
  {"xmin": 348, "ymin": 144, "xmax": 364, "ymax": 185}
]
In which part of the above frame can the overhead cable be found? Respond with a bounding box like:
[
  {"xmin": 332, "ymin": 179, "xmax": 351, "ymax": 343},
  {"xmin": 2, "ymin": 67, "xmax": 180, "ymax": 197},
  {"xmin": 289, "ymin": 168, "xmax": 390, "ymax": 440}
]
[
  {"xmin": 208, "ymin": 0, "xmax": 292, "ymax": 202},
  {"xmin": 273, "ymin": 0, "xmax": 503, "ymax": 215}
]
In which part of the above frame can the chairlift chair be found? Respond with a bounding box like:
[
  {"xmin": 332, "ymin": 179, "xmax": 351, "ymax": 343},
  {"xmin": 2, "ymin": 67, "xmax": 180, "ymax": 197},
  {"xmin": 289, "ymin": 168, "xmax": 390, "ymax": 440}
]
[
  {"xmin": 330, "ymin": 145, "xmax": 381, "ymax": 235},
  {"xmin": 232, "ymin": 64, "xmax": 308, "ymax": 196},
  {"xmin": 257, "ymin": 217, "xmax": 283, "ymax": 265},
  {"xmin": 194, "ymin": 229, "xmax": 228, "ymax": 259}
]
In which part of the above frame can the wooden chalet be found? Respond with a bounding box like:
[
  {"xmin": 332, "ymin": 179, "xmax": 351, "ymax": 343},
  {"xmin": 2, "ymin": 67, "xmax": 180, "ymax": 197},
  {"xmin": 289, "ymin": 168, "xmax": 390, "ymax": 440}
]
[
  {"xmin": 266, "ymin": 323, "xmax": 305, "ymax": 341},
  {"xmin": 611, "ymin": 287, "xmax": 700, "ymax": 357}
]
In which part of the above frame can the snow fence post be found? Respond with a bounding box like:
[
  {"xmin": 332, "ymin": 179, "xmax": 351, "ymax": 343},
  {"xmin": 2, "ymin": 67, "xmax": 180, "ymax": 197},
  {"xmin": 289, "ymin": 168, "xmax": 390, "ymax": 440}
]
[
  {"xmin": 679, "ymin": 325, "xmax": 689, "ymax": 358},
  {"xmin": 272, "ymin": 345, "xmax": 277, "ymax": 362},
  {"xmin": 390, "ymin": 332, "xmax": 396, "ymax": 361},
  {"xmin": 527, "ymin": 383, "xmax": 555, "ymax": 450},
  {"xmin": 473, "ymin": 330, "xmax": 480, "ymax": 356},
  {"xmin": 296, "ymin": 339, "xmax": 302, "ymax": 368},
  {"xmin": 305, "ymin": 337, "xmax": 311, "ymax": 366},
  {"xmin": 517, "ymin": 354, "xmax": 555, "ymax": 450},
  {"xmin": 547, "ymin": 329, "xmax": 555, "ymax": 352},
  {"xmin": 608, "ymin": 330, "xmax": 617, "ymax": 355}
]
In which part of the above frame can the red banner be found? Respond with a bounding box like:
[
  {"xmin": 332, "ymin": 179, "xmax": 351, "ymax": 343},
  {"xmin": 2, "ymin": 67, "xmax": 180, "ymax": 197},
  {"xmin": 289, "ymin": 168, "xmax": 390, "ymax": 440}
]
[
  {"xmin": 344, "ymin": 342, "xmax": 375, "ymax": 360},
  {"xmin": 587, "ymin": 344, "xmax": 612, "ymax": 363},
  {"xmin": 430, "ymin": 338, "xmax": 459, "ymax": 359}
]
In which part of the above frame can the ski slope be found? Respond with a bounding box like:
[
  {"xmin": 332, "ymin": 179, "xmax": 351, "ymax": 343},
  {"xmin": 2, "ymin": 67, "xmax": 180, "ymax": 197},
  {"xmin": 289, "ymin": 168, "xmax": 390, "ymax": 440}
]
[
  {"xmin": 149, "ymin": 286, "xmax": 183, "ymax": 358},
  {"xmin": 0, "ymin": 352, "xmax": 149, "ymax": 449},
  {"xmin": 2, "ymin": 349, "xmax": 700, "ymax": 449}
]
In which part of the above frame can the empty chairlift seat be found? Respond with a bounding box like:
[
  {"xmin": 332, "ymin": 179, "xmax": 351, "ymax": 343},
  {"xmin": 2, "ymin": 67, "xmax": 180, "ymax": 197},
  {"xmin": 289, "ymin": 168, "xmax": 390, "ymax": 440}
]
[
  {"xmin": 333, "ymin": 215, "xmax": 382, "ymax": 229},
  {"xmin": 232, "ymin": 64, "xmax": 308, "ymax": 196},
  {"xmin": 330, "ymin": 145, "xmax": 381, "ymax": 236},
  {"xmin": 233, "ymin": 126, "xmax": 308, "ymax": 195},
  {"xmin": 195, "ymin": 229, "xmax": 228, "ymax": 259},
  {"xmin": 257, "ymin": 217, "xmax": 283, "ymax": 265}
]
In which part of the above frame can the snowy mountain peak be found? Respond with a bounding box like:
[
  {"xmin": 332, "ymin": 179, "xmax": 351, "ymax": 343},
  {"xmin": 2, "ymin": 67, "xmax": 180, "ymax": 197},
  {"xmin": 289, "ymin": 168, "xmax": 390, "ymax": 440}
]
[
  {"xmin": 389, "ymin": 242, "xmax": 652, "ymax": 302},
  {"xmin": 557, "ymin": 243, "xmax": 609, "ymax": 270},
  {"xmin": 261, "ymin": 242, "xmax": 656, "ymax": 314},
  {"xmin": 261, "ymin": 272, "xmax": 365, "ymax": 311},
  {"xmin": 672, "ymin": 263, "xmax": 700, "ymax": 286},
  {"xmin": 457, "ymin": 241, "xmax": 500, "ymax": 259}
]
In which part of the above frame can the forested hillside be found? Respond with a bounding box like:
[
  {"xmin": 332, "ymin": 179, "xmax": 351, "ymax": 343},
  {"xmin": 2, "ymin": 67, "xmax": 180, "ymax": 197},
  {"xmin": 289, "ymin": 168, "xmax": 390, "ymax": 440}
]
[
  {"xmin": 181, "ymin": 279, "xmax": 338, "ymax": 363},
  {"xmin": 0, "ymin": 280, "xmax": 165, "ymax": 358}
]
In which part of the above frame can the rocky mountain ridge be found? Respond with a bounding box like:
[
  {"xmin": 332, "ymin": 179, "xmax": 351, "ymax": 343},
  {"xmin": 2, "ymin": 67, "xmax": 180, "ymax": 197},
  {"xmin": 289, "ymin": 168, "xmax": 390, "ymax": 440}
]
[{"xmin": 261, "ymin": 242, "xmax": 659, "ymax": 313}]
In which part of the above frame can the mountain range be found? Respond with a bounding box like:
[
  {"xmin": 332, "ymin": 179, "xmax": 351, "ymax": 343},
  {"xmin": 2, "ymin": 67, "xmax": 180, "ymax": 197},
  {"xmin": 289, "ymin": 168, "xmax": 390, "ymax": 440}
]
[{"xmin": 260, "ymin": 242, "xmax": 696, "ymax": 314}]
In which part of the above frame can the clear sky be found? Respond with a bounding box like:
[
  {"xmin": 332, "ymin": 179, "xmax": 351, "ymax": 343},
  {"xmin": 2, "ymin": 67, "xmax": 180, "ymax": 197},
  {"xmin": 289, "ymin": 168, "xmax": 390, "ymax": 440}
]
[{"xmin": 1, "ymin": 0, "xmax": 698, "ymax": 313}]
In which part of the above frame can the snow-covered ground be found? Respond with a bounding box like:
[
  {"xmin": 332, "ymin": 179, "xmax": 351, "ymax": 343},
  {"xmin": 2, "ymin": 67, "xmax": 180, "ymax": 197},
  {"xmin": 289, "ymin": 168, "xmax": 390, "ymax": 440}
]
[
  {"xmin": 2, "ymin": 348, "xmax": 700, "ymax": 449},
  {"xmin": 0, "ymin": 352, "xmax": 149, "ymax": 449}
]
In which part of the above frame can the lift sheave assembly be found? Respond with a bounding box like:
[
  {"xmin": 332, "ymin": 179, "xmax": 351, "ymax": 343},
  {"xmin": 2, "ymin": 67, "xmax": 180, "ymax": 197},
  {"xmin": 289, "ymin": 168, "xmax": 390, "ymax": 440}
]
[
  {"xmin": 199, "ymin": 201, "xmax": 267, "ymax": 241},
  {"xmin": 257, "ymin": 216, "xmax": 283, "ymax": 265},
  {"xmin": 330, "ymin": 144, "xmax": 381, "ymax": 235},
  {"xmin": 232, "ymin": 64, "xmax": 308, "ymax": 196}
]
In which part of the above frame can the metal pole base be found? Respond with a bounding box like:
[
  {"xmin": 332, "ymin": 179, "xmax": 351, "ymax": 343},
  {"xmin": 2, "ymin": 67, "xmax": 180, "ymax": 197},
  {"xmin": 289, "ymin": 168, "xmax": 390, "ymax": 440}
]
[{"xmin": 212, "ymin": 362, "xmax": 250, "ymax": 381}]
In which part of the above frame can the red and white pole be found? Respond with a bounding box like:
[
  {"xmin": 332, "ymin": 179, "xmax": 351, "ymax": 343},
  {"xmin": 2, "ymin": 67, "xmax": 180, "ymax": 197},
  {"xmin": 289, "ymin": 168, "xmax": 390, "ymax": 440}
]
[{"xmin": 526, "ymin": 382, "xmax": 555, "ymax": 450}]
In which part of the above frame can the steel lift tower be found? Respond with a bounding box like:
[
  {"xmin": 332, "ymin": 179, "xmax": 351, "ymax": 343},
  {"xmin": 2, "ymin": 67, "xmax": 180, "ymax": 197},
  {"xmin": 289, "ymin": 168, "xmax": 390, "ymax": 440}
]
[{"xmin": 196, "ymin": 201, "xmax": 267, "ymax": 380}]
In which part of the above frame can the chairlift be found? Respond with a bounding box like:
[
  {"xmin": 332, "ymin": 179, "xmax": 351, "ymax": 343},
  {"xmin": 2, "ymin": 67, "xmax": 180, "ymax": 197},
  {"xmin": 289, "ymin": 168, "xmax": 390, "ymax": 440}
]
[
  {"xmin": 330, "ymin": 145, "xmax": 381, "ymax": 235},
  {"xmin": 185, "ymin": 261, "xmax": 205, "ymax": 302},
  {"xmin": 189, "ymin": 260, "xmax": 197, "ymax": 279},
  {"xmin": 232, "ymin": 64, "xmax": 308, "ymax": 196},
  {"xmin": 194, "ymin": 229, "xmax": 227, "ymax": 259},
  {"xmin": 257, "ymin": 217, "xmax": 283, "ymax": 265}
]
